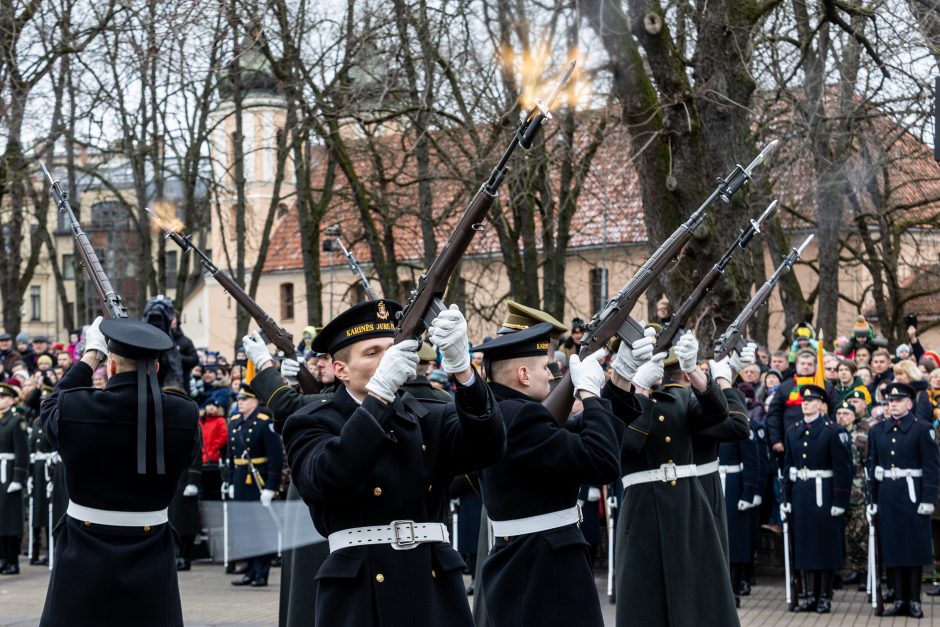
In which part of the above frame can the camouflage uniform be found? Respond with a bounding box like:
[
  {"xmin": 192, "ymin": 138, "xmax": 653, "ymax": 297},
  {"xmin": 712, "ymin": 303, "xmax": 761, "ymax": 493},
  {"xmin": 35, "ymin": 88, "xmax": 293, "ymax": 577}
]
[{"xmin": 845, "ymin": 416, "xmax": 874, "ymax": 571}]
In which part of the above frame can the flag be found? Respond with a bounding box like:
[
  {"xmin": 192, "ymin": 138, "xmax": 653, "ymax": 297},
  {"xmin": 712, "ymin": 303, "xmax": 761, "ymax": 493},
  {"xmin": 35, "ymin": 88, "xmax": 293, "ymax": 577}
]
[{"xmin": 813, "ymin": 329, "xmax": 826, "ymax": 387}]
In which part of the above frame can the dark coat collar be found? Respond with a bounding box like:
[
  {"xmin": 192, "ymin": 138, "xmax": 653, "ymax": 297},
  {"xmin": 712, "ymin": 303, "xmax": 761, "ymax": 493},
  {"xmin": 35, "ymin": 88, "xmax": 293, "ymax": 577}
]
[{"xmin": 488, "ymin": 381, "xmax": 536, "ymax": 403}]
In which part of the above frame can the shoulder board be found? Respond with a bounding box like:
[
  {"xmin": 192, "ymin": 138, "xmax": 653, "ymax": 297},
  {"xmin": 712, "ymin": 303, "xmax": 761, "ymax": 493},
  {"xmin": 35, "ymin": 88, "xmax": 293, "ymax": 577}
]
[
  {"xmin": 839, "ymin": 431, "xmax": 849, "ymax": 444},
  {"xmin": 786, "ymin": 421, "xmax": 803, "ymax": 431},
  {"xmin": 257, "ymin": 413, "xmax": 270, "ymax": 421},
  {"xmin": 230, "ymin": 414, "xmax": 241, "ymax": 421}
]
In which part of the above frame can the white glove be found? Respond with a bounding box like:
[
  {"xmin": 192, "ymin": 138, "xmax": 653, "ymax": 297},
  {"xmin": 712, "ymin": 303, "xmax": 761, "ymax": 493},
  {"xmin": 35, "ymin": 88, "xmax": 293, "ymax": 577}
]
[
  {"xmin": 612, "ymin": 327, "xmax": 656, "ymax": 380},
  {"xmin": 260, "ymin": 489, "xmax": 275, "ymax": 507},
  {"xmin": 633, "ymin": 352, "xmax": 667, "ymax": 390},
  {"xmin": 427, "ymin": 304, "xmax": 471, "ymax": 374},
  {"xmin": 866, "ymin": 503, "xmax": 878, "ymax": 517},
  {"xmin": 918, "ymin": 503, "xmax": 935, "ymax": 516},
  {"xmin": 730, "ymin": 342, "xmax": 757, "ymax": 373},
  {"xmin": 779, "ymin": 502, "xmax": 791, "ymax": 520},
  {"xmin": 46, "ymin": 482, "xmax": 53, "ymax": 499},
  {"xmin": 587, "ymin": 487, "xmax": 601, "ymax": 502},
  {"xmin": 737, "ymin": 499, "xmax": 753, "ymax": 511},
  {"xmin": 226, "ymin": 484, "xmax": 235, "ymax": 500},
  {"xmin": 84, "ymin": 316, "xmax": 108, "ymax": 357},
  {"xmin": 183, "ymin": 484, "xmax": 198, "ymax": 497},
  {"xmin": 7, "ymin": 481, "xmax": 22, "ymax": 493},
  {"xmin": 830, "ymin": 506, "xmax": 845, "ymax": 517},
  {"xmin": 752, "ymin": 495, "xmax": 762, "ymax": 507},
  {"xmin": 27, "ymin": 477, "xmax": 33, "ymax": 495},
  {"xmin": 674, "ymin": 332, "xmax": 699, "ymax": 373},
  {"xmin": 708, "ymin": 357, "xmax": 733, "ymax": 384},
  {"xmin": 242, "ymin": 333, "xmax": 273, "ymax": 369},
  {"xmin": 365, "ymin": 339, "xmax": 420, "ymax": 402},
  {"xmin": 280, "ymin": 357, "xmax": 300, "ymax": 383},
  {"xmin": 569, "ymin": 349, "xmax": 606, "ymax": 399}
]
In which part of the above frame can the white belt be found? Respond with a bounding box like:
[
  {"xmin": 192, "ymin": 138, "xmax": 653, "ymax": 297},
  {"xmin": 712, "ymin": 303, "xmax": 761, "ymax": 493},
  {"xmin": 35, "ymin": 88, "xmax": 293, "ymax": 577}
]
[
  {"xmin": 0, "ymin": 453, "xmax": 15, "ymax": 484},
  {"xmin": 789, "ymin": 467, "xmax": 834, "ymax": 507},
  {"xmin": 33, "ymin": 452, "xmax": 57, "ymax": 462},
  {"xmin": 67, "ymin": 500, "xmax": 169, "ymax": 527},
  {"xmin": 695, "ymin": 459, "xmax": 720, "ymax": 477},
  {"xmin": 623, "ymin": 462, "xmax": 697, "ymax": 489},
  {"xmin": 718, "ymin": 463, "xmax": 744, "ymax": 495},
  {"xmin": 874, "ymin": 466, "xmax": 923, "ymax": 503},
  {"xmin": 488, "ymin": 504, "xmax": 583, "ymax": 538},
  {"xmin": 328, "ymin": 520, "xmax": 449, "ymax": 553}
]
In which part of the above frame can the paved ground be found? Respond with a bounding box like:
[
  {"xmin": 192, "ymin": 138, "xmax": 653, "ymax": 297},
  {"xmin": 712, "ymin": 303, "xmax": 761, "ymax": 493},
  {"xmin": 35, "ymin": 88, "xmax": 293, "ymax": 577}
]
[{"xmin": 2, "ymin": 562, "xmax": 940, "ymax": 625}]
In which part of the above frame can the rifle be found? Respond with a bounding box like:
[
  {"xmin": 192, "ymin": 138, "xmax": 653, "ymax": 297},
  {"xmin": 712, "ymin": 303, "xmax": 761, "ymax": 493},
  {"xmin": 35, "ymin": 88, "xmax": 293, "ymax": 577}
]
[
  {"xmin": 865, "ymin": 467, "xmax": 884, "ymax": 614},
  {"xmin": 40, "ymin": 162, "xmax": 129, "ymax": 322},
  {"xmin": 395, "ymin": 60, "xmax": 575, "ymax": 343},
  {"xmin": 654, "ymin": 200, "xmax": 778, "ymax": 353},
  {"xmin": 604, "ymin": 485, "xmax": 616, "ymax": 604},
  {"xmin": 323, "ymin": 231, "xmax": 379, "ymax": 300},
  {"xmin": 149, "ymin": 211, "xmax": 321, "ymax": 395},
  {"xmin": 542, "ymin": 141, "xmax": 779, "ymax": 423},
  {"xmin": 713, "ymin": 234, "xmax": 813, "ymax": 360}
]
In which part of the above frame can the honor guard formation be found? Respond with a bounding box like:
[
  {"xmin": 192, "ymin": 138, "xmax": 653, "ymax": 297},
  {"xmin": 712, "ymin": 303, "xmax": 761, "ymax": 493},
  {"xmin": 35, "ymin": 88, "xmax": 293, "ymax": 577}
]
[{"xmin": 0, "ymin": 40, "xmax": 938, "ymax": 627}]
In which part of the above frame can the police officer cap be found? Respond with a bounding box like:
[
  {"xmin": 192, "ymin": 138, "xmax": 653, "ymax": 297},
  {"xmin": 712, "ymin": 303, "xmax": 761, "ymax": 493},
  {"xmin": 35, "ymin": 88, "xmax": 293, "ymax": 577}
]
[
  {"xmin": 311, "ymin": 299, "xmax": 401, "ymax": 355},
  {"xmin": 100, "ymin": 319, "xmax": 174, "ymax": 359},
  {"xmin": 800, "ymin": 384, "xmax": 828, "ymax": 403},
  {"xmin": 236, "ymin": 382, "xmax": 257, "ymax": 400},
  {"xmin": 835, "ymin": 400, "xmax": 855, "ymax": 413},
  {"xmin": 885, "ymin": 382, "xmax": 915, "ymax": 400},
  {"xmin": 0, "ymin": 381, "xmax": 19, "ymax": 398},
  {"xmin": 497, "ymin": 301, "xmax": 567, "ymax": 337},
  {"xmin": 472, "ymin": 322, "xmax": 554, "ymax": 363}
]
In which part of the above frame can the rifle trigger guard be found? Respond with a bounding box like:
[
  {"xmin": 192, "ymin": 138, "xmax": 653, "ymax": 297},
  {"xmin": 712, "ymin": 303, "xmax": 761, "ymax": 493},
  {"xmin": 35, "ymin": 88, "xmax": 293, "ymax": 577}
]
[
  {"xmin": 422, "ymin": 298, "xmax": 448, "ymax": 330},
  {"xmin": 616, "ymin": 316, "xmax": 646, "ymax": 345},
  {"xmin": 471, "ymin": 223, "xmax": 486, "ymax": 231}
]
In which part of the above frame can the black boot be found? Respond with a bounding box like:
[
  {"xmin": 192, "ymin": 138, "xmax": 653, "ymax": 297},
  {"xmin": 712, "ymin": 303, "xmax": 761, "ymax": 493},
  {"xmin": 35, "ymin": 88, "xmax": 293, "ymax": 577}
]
[
  {"xmin": 793, "ymin": 596, "xmax": 817, "ymax": 612},
  {"xmin": 815, "ymin": 595, "xmax": 831, "ymax": 614},
  {"xmin": 230, "ymin": 575, "xmax": 254, "ymax": 586},
  {"xmin": 881, "ymin": 601, "xmax": 909, "ymax": 617},
  {"xmin": 909, "ymin": 600, "xmax": 924, "ymax": 619},
  {"xmin": 0, "ymin": 563, "xmax": 19, "ymax": 575},
  {"xmin": 856, "ymin": 571, "xmax": 868, "ymax": 592},
  {"xmin": 739, "ymin": 580, "xmax": 751, "ymax": 596}
]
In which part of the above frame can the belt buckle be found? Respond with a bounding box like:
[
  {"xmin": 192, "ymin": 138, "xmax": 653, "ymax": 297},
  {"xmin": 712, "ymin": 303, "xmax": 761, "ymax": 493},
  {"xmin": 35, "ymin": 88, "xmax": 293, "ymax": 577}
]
[
  {"xmin": 660, "ymin": 463, "xmax": 678, "ymax": 482},
  {"xmin": 798, "ymin": 468, "xmax": 809, "ymax": 481},
  {"xmin": 391, "ymin": 520, "xmax": 417, "ymax": 550}
]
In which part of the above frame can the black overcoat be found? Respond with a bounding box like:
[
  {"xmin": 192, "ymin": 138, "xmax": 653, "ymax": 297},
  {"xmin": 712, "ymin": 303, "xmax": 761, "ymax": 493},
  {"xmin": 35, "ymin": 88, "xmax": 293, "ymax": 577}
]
[
  {"xmin": 480, "ymin": 381, "xmax": 635, "ymax": 627},
  {"xmin": 283, "ymin": 376, "xmax": 504, "ymax": 627},
  {"xmin": 29, "ymin": 416, "xmax": 54, "ymax": 529},
  {"xmin": 718, "ymin": 434, "xmax": 759, "ymax": 564},
  {"xmin": 868, "ymin": 412, "xmax": 940, "ymax": 567},
  {"xmin": 168, "ymin": 467, "xmax": 202, "ymax": 536},
  {"xmin": 0, "ymin": 406, "xmax": 28, "ymax": 535},
  {"xmin": 615, "ymin": 378, "xmax": 740, "ymax": 627},
  {"xmin": 38, "ymin": 362, "xmax": 199, "ymax": 627},
  {"xmin": 783, "ymin": 417, "xmax": 852, "ymax": 571}
]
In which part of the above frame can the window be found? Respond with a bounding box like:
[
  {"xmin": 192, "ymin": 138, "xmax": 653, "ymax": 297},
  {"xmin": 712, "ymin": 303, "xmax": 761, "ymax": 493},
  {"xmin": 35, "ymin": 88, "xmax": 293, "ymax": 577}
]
[
  {"xmin": 166, "ymin": 250, "xmax": 178, "ymax": 290},
  {"xmin": 30, "ymin": 286, "xmax": 41, "ymax": 321},
  {"xmin": 63, "ymin": 254, "xmax": 75, "ymax": 280},
  {"xmin": 280, "ymin": 282, "xmax": 295, "ymax": 321},
  {"xmin": 90, "ymin": 201, "xmax": 129, "ymax": 230},
  {"xmin": 589, "ymin": 267, "xmax": 608, "ymax": 316}
]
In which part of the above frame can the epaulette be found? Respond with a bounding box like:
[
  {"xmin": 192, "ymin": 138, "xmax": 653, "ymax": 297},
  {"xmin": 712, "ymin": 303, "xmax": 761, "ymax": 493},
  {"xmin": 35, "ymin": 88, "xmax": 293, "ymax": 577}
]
[
  {"xmin": 230, "ymin": 414, "xmax": 241, "ymax": 421},
  {"xmin": 257, "ymin": 413, "xmax": 270, "ymax": 421},
  {"xmin": 786, "ymin": 421, "xmax": 804, "ymax": 431}
]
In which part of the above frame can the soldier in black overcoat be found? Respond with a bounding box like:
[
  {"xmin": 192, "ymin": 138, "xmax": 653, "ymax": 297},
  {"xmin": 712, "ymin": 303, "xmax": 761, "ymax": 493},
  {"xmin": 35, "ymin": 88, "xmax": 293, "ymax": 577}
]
[
  {"xmin": 781, "ymin": 384, "xmax": 852, "ymax": 614},
  {"xmin": 242, "ymin": 333, "xmax": 332, "ymax": 627},
  {"xmin": 168, "ymin": 464, "xmax": 202, "ymax": 570},
  {"xmin": 614, "ymin": 332, "xmax": 740, "ymax": 627},
  {"xmin": 473, "ymin": 323, "xmax": 638, "ymax": 627},
  {"xmin": 0, "ymin": 381, "xmax": 27, "ymax": 574},
  {"xmin": 227, "ymin": 382, "xmax": 284, "ymax": 587},
  {"xmin": 718, "ymin": 420, "xmax": 760, "ymax": 604},
  {"xmin": 38, "ymin": 317, "xmax": 199, "ymax": 626},
  {"xmin": 867, "ymin": 381, "xmax": 940, "ymax": 618},
  {"xmin": 28, "ymin": 411, "xmax": 55, "ymax": 565},
  {"xmin": 282, "ymin": 300, "xmax": 505, "ymax": 627}
]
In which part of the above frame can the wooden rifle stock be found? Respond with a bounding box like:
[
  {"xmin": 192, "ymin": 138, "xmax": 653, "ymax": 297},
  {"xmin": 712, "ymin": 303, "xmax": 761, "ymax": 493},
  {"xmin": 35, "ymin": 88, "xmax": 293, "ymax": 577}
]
[{"xmin": 41, "ymin": 161, "xmax": 128, "ymax": 320}]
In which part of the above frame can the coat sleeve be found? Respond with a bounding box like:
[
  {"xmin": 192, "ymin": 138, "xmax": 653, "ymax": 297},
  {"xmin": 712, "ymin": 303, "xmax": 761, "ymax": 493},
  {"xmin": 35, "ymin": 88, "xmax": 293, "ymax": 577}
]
[
  {"xmin": 602, "ymin": 379, "xmax": 643, "ymax": 426},
  {"xmin": 260, "ymin": 418, "xmax": 285, "ymax": 489},
  {"xmin": 11, "ymin": 414, "xmax": 29, "ymax": 484},
  {"xmin": 867, "ymin": 425, "xmax": 880, "ymax": 504},
  {"xmin": 692, "ymin": 387, "xmax": 748, "ymax": 441},
  {"xmin": 687, "ymin": 378, "xmax": 730, "ymax": 433},
  {"xmin": 39, "ymin": 360, "xmax": 94, "ymax": 449},
  {"xmin": 830, "ymin": 427, "xmax": 853, "ymax": 509},
  {"xmin": 250, "ymin": 366, "xmax": 323, "ymax": 433},
  {"xmin": 914, "ymin": 391, "xmax": 934, "ymax": 424},
  {"xmin": 284, "ymin": 396, "xmax": 399, "ymax": 501},
  {"xmin": 766, "ymin": 383, "xmax": 787, "ymax": 447},
  {"xmin": 500, "ymin": 396, "xmax": 622, "ymax": 486},
  {"xmin": 783, "ymin": 429, "xmax": 795, "ymax": 503},
  {"xmin": 919, "ymin": 424, "xmax": 940, "ymax": 505},
  {"xmin": 436, "ymin": 375, "xmax": 506, "ymax": 477},
  {"xmin": 620, "ymin": 395, "xmax": 655, "ymax": 456},
  {"xmin": 739, "ymin": 432, "xmax": 760, "ymax": 503}
]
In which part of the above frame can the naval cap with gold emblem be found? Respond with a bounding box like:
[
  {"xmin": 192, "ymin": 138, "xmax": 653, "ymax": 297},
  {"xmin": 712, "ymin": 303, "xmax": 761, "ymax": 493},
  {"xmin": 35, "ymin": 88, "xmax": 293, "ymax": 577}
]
[
  {"xmin": 0, "ymin": 379, "xmax": 20, "ymax": 398},
  {"xmin": 497, "ymin": 301, "xmax": 567, "ymax": 338},
  {"xmin": 885, "ymin": 381, "xmax": 915, "ymax": 400},
  {"xmin": 472, "ymin": 322, "xmax": 554, "ymax": 363},
  {"xmin": 311, "ymin": 299, "xmax": 402, "ymax": 355},
  {"xmin": 800, "ymin": 384, "xmax": 829, "ymax": 403}
]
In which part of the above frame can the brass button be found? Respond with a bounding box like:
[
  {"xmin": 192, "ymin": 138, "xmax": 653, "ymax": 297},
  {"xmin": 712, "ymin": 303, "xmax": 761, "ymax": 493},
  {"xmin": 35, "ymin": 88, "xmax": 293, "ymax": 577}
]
[
  {"xmin": 658, "ymin": 415, "xmax": 665, "ymax": 422},
  {"xmin": 431, "ymin": 569, "xmax": 437, "ymax": 579},
  {"xmin": 890, "ymin": 451, "xmax": 895, "ymax": 456},
  {"xmin": 892, "ymin": 438, "xmax": 896, "ymax": 443},
  {"xmin": 428, "ymin": 484, "xmax": 433, "ymax": 492},
  {"xmin": 373, "ymin": 487, "xmax": 383, "ymax": 496},
  {"xmin": 665, "ymin": 436, "xmax": 671, "ymax": 443},
  {"xmin": 421, "ymin": 444, "xmax": 427, "ymax": 453},
  {"xmin": 84, "ymin": 520, "xmax": 91, "ymax": 527},
  {"xmin": 803, "ymin": 442, "xmax": 808, "ymax": 447},
  {"xmin": 802, "ymin": 453, "xmax": 807, "ymax": 459},
  {"xmin": 503, "ymin": 536, "xmax": 509, "ymax": 541},
  {"xmin": 652, "ymin": 399, "xmax": 657, "ymax": 404},
  {"xmin": 143, "ymin": 525, "xmax": 151, "ymax": 532},
  {"xmin": 670, "ymin": 480, "xmax": 677, "ymax": 486},
  {"xmin": 376, "ymin": 574, "xmax": 385, "ymax": 583},
  {"xmin": 893, "ymin": 427, "xmax": 898, "ymax": 432},
  {"xmin": 668, "ymin": 459, "xmax": 674, "ymax": 464},
  {"xmin": 804, "ymin": 430, "xmax": 809, "ymax": 435}
]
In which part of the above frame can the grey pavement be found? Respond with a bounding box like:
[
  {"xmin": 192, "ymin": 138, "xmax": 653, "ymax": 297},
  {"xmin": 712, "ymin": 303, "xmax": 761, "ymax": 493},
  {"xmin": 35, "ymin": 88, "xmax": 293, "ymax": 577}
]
[{"xmin": 3, "ymin": 562, "xmax": 940, "ymax": 625}]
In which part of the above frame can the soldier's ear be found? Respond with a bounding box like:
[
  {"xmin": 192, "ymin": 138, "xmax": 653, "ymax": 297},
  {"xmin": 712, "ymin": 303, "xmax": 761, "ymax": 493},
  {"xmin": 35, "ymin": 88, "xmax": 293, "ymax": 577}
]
[
  {"xmin": 332, "ymin": 359, "xmax": 349, "ymax": 382},
  {"xmin": 518, "ymin": 366, "xmax": 529, "ymax": 387}
]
